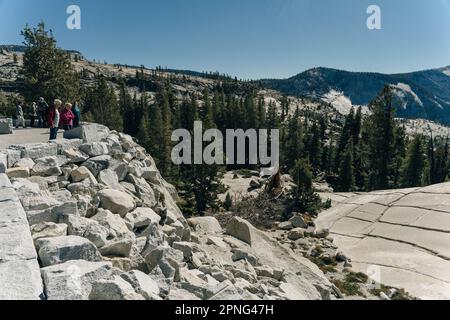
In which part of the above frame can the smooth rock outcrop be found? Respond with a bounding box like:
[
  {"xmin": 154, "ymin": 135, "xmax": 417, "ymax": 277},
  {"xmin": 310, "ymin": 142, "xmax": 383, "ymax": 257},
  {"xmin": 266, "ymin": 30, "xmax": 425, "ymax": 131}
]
[{"xmin": 316, "ymin": 182, "xmax": 450, "ymax": 300}]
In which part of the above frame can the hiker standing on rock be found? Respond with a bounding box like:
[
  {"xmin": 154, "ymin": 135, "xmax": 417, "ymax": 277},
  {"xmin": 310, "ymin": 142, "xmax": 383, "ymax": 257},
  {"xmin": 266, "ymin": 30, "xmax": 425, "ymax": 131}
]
[
  {"xmin": 37, "ymin": 97, "xmax": 49, "ymax": 128},
  {"xmin": 29, "ymin": 102, "xmax": 37, "ymax": 128},
  {"xmin": 60, "ymin": 102, "xmax": 75, "ymax": 131},
  {"xmin": 72, "ymin": 101, "xmax": 81, "ymax": 128},
  {"xmin": 15, "ymin": 101, "xmax": 26, "ymax": 129},
  {"xmin": 48, "ymin": 99, "xmax": 61, "ymax": 140}
]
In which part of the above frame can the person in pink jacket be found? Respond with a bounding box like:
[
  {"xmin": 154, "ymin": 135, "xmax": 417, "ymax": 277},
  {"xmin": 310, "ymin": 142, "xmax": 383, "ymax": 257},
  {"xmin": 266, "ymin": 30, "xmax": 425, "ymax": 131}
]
[{"xmin": 60, "ymin": 102, "xmax": 75, "ymax": 131}]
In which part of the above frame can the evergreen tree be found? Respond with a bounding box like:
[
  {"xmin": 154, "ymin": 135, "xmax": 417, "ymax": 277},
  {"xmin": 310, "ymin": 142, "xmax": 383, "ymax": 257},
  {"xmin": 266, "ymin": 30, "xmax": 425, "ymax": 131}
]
[
  {"xmin": 136, "ymin": 110, "xmax": 151, "ymax": 150},
  {"xmin": 401, "ymin": 136, "xmax": 425, "ymax": 188},
  {"xmin": 334, "ymin": 108, "xmax": 355, "ymax": 172},
  {"xmin": 180, "ymin": 91, "xmax": 224, "ymax": 216},
  {"xmin": 366, "ymin": 86, "xmax": 397, "ymax": 190},
  {"xmin": 223, "ymin": 193, "xmax": 233, "ymax": 211},
  {"xmin": 433, "ymin": 137, "xmax": 449, "ymax": 183},
  {"xmin": 338, "ymin": 140, "xmax": 355, "ymax": 191},
  {"xmin": 159, "ymin": 87, "xmax": 173, "ymax": 176},
  {"xmin": 84, "ymin": 75, "xmax": 123, "ymax": 131},
  {"xmin": 290, "ymin": 159, "xmax": 322, "ymax": 214},
  {"xmin": 147, "ymin": 97, "xmax": 164, "ymax": 169},
  {"xmin": 308, "ymin": 121, "xmax": 322, "ymax": 170},
  {"xmin": 283, "ymin": 109, "xmax": 304, "ymax": 170},
  {"xmin": 21, "ymin": 22, "xmax": 79, "ymax": 102},
  {"xmin": 391, "ymin": 124, "xmax": 407, "ymax": 187},
  {"xmin": 256, "ymin": 96, "xmax": 267, "ymax": 129},
  {"xmin": 119, "ymin": 80, "xmax": 135, "ymax": 135},
  {"xmin": 280, "ymin": 96, "xmax": 289, "ymax": 122}
]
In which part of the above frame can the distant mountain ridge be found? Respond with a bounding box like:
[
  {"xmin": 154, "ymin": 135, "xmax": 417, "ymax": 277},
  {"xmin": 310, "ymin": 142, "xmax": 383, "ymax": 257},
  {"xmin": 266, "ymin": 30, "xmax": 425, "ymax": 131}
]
[
  {"xmin": 260, "ymin": 66, "xmax": 450, "ymax": 125},
  {"xmin": 0, "ymin": 44, "xmax": 83, "ymax": 57},
  {"xmin": 3, "ymin": 44, "xmax": 450, "ymax": 125}
]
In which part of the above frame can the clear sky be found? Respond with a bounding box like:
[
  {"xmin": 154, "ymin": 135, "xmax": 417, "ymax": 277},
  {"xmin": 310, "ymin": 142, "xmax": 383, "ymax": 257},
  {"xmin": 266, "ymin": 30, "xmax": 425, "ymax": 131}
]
[{"xmin": 1, "ymin": 0, "xmax": 450, "ymax": 79}]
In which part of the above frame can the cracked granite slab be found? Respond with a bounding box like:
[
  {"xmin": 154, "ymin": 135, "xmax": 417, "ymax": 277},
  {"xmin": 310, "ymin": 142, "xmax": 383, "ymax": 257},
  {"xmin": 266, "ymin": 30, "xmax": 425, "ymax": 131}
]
[{"xmin": 317, "ymin": 182, "xmax": 450, "ymax": 300}]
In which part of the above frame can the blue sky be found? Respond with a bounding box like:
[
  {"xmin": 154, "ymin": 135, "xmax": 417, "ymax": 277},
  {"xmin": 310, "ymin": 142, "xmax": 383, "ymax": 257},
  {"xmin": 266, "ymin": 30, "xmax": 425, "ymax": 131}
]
[{"xmin": 1, "ymin": 0, "xmax": 450, "ymax": 79}]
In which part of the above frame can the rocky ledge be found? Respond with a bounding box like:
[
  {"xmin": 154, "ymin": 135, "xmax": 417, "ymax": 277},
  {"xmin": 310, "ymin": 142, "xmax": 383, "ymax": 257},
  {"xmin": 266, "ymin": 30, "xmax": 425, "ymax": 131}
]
[{"xmin": 0, "ymin": 124, "xmax": 333, "ymax": 300}]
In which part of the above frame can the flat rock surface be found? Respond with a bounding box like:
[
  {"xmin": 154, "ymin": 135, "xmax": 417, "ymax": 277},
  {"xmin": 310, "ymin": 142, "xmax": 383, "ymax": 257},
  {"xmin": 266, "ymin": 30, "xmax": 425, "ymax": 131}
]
[
  {"xmin": 0, "ymin": 128, "xmax": 50, "ymax": 149},
  {"xmin": 316, "ymin": 182, "xmax": 450, "ymax": 300}
]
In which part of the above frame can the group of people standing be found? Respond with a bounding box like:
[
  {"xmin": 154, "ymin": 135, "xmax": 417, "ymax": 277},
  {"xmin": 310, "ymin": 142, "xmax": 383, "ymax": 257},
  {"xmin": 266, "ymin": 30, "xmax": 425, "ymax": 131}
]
[{"xmin": 15, "ymin": 97, "xmax": 81, "ymax": 140}]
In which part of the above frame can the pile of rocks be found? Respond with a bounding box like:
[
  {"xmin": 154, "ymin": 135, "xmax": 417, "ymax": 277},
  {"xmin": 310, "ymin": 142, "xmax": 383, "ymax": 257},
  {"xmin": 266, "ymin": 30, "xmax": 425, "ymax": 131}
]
[{"xmin": 0, "ymin": 124, "xmax": 334, "ymax": 300}]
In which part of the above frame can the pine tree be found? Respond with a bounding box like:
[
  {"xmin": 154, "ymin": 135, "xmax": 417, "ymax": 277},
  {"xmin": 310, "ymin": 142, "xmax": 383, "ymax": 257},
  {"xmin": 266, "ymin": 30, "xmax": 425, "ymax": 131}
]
[
  {"xmin": 283, "ymin": 109, "xmax": 304, "ymax": 170},
  {"xmin": 290, "ymin": 159, "xmax": 322, "ymax": 214},
  {"xmin": 146, "ymin": 100, "xmax": 165, "ymax": 172},
  {"xmin": 334, "ymin": 108, "xmax": 355, "ymax": 172},
  {"xmin": 280, "ymin": 96, "xmax": 289, "ymax": 122},
  {"xmin": 338, "ymin": 140, "xmax": 355, "ymax": 192},
  {"xmin": 366, "ymin": 86, "xmax": 397, "ymax": 190},
  {"xmin": 256, "ymin": 96, "xmax": 267, "ymax": 129},
  {"xmin": 391, "ymin": 124, "xmax": 407, "ymax": 187},
  {"xmin": 223, "ymin": 193, "xmax": 233, "ymax": 211},
  {"xmin": 180, "ymin": 90, "xmax": 224, "ymax": 216},
  {"xmin": 433, "ymin": 137, "xmax": 449, "ymax": 183},
  {"xmin": 21, "ymin": 22, "xmax": 79, "ymax": 102},
  {"xmin": 401, "ymin": 136, "xmax": 425, "ymax": 188},
  {"xmin": 136, "ymin": 110, "xmax": 151, "ymax": 150},
  {"xmin": 84, "ymin": 75, "xmax": 123, "ymax": 131},
  {"xmin": 119, "ymin": 80, "xmax": 135, "ymax": 135},
  {"xmin": 308, "ymin": 121, "xmax": 322, "ymax": 170},
  {"xmin": 159, "ymin": 87, "xmax": 173, "ymax": 177}
]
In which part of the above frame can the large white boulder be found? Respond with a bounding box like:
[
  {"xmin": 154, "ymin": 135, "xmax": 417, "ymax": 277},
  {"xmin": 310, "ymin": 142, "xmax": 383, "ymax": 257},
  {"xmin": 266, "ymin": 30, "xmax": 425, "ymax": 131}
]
[
  {"xmin": 226, "ymin": 217, "xmax": 253, "ymax": 245},
  {"xmin": 89, "ymin": 276, "xmax": 145, "ymax": 300},
  {"xmin": 125, "ymin": 207, "xmax": 161, "ymax": 229},
  {"xmin": 6, "ymin": 167, "xmax": 30, "ymax": 178},
  {"xmin": 98, "ymin": 189, "xmax": 136, "ymax": 217},
  {"xmin": 41, "ymin": 260, "xmax": 113, "ymax": 300},
  {"xmin": 120, "ymin": 270, "xmax": 161, "ymax": 300},
  {"xmin": 188, "ymin": 216, "xmax": 222, "ymax": 234},
  {"xmin": 36, "ymin": 236, "xmax": 102, "ymax": 267},
  {"xmin": 70, "ymin": 166, "xmax": 97, "ymax": 183},
  {"xmin": 9, "ymin": 143, "xmax": 58, "ymax": 160}
]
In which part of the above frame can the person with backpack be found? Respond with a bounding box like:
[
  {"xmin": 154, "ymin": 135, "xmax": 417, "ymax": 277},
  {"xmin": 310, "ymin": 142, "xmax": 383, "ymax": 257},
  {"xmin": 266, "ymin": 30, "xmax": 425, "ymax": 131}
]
[{"xmin": 48, "ymin": 99, "xmax": 61, "ymax": 140}]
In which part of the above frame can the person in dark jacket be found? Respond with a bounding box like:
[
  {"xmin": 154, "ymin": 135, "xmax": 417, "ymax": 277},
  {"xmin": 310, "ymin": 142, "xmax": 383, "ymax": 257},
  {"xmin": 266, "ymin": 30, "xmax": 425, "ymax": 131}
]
[{"xmin": 37, "ymin": 97, "xmax": 49, "ymax": 128}]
